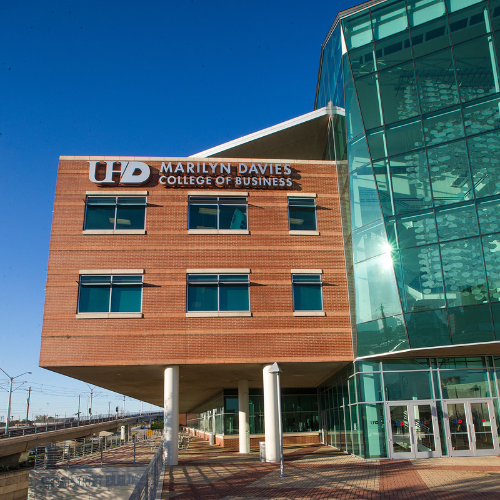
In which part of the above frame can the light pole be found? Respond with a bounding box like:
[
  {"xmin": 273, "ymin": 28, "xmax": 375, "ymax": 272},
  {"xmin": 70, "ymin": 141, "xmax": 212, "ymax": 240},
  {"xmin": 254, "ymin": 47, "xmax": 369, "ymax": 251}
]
[
  {"xmin": 86, "ymin": 384, "xmax": 93, "ymax": 418},
  {"xmin": 0, "ymin": 368, "xmax": 32, "ymax": 435},
  {"xmin": 268, "ymin": 362, "xmax": 285, "ymax": 477}
]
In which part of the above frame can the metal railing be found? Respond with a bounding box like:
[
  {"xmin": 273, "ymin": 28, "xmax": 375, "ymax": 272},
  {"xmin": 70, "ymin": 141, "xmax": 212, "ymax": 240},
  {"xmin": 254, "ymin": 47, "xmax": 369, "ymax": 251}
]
[
  {"xmin": 0, "ymin": 411, "xmax": 162, "ymax": 439},
  {"xmin": 128, "ymin": 441, "xmax": 164, "ymax": 500}
]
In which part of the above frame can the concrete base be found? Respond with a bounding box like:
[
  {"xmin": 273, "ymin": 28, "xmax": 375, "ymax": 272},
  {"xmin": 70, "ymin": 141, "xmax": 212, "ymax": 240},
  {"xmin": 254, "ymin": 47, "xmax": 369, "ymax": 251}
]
[
  {"xmin": 0, "ymin": 470, "xmax": 30, "ymax": 500},
  {"xmin": 0, "ymin": 452, "xmax": 29, "ymax": 468}
]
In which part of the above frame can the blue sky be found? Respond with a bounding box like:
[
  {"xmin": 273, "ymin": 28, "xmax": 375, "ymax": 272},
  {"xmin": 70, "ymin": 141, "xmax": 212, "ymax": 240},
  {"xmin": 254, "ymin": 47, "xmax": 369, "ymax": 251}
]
[{"xmin": 0, "ymin": 0, "xmax": 352, "ymax": 419}]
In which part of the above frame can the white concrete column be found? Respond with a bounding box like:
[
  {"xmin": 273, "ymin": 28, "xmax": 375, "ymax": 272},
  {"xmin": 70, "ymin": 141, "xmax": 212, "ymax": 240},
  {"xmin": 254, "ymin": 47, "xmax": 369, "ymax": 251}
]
[
  {"xmin": 164, "ymin": 366, "xmax": 179, "ymax": 465},
  {"xmin": 120, "ymin": 425, "xmax": 126, "ymax": 441},
  {"xmin": 263, "ymin": 365, "xmax": 280, "ymax": 462},
  {"xmin": 238, "ymin": 379, "xmax": 250, "ymax": 453}
]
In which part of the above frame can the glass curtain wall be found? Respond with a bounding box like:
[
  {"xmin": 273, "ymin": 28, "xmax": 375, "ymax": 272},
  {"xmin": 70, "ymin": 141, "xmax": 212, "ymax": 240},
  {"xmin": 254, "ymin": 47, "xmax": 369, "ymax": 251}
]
[
  {"xmin": 317, "ymin": 0, "xmax": 500, "ymax": 356},
  {"xmin": 319, "ymin": 356, "xmax": 500, "ymax": 458}
]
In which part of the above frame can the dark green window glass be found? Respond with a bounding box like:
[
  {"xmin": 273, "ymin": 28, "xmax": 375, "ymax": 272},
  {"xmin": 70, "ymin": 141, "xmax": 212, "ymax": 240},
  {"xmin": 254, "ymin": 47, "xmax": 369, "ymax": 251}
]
[
  {"xmin": 288, "ymin": 198, "xmax": 317, "ymax": 231},
  {"xmin": 396, "ymin": 210, "xmax": 438, "ymax": 248},
  {"xmin": 375, "ymin": 31, "xmax": 413, "ymax": 69},
  {"xmin": 116, "ymin": 206, "xmax": 145, "ymax": 230},
  {"xmin": 448, "ymin": 304, "xmax": 495, "ymax": 343},
  {"xmin": 357, "ymin": 360, "xmax": 381, "ymax": 372},
  {"xmin": 454, "ymin": 35, "xmax": 500, "ymax": 103},
  {"xmin": 78, "ymin": 285, "xmax": 110, "ymax": 313},
  {"xmin": 372, "ymin": 160, "xmax": 393, "ymax": 215},
  {"xmin": 441, "ymin": 237, "xmax": 488, "ymax": 306},
  {"xmin": 491, "ymin": 302, "xmax": 500, "ymax": 336},
  {"xmin": 349, "ymin": 44, "xmax": 376, "ymax": 78},
  {"xmin": 414, "ymin": 48, "xmax": 459, "ymax": 114},
  {"xmin": 463, "ymin": 95, "xmax": 500, "ymax": 137},
  {"xmin": 187, "ymin": 285, "xmax": 218, "ymax": 311},
  {"xmin": 219, "ymin": 205, "xmax": 247, "ymax": 230},
  {"xmin": 405, "ymin": 309, "xmax": 451, "ymax": 347},
  {"xmin": 110, "ymin": 286, "xmax": 142, "ymax": 312},
  {"xmin": 427, "ymin": 140, "xmax": 473, "ymax": 206},
  {"xmin": 356, "ymin": 315, "xmax": 409, "ymax": 356},
  {"xmin": 468, "ymin": 130, "xmax": 500, "ymax": 199},
  {"xmin": 439, "ymin": 356, "xmax": 486, "ymax": 368},
  {"xmin": 348, "ymin": 135, "xmax": 371, "ymax": 171},
  {"xmin": 292, "ymin": 275, "xmax": 323, "ymax": 311},
  {"xmin": 367, "ymin": 129, "xmax": 388, "ymax": 161},
  {"xmin": 389, "ymin": 150, "xmax": 433, "ymax": 214},
  {"xmin": 482, "ymin": 233, "xmax": 500, "ymax": 301},
  {"xmin": 386, "ymin": 117, "xmax": 425, "ymax": 156},
  {"xmin": 371, "ymin": 0, "xmax": 408, "ymax": 40},
  {"xmin": 446, "ymin": 0, "xmax": 484, "ymax": 13},
  {"xmin": 345, "ymin": 81, "xmax": 364, "ymax": 141},
  {"xmin": 188, "ymin": 197, "xmax": 247, "ymax": 230},
  {"xmin": 358, "ymin": 373, "xmax": 383, "ymax": 401},
  {"xmin": 435, "ymin": 202, "xmax": 479, "ymax": 241},
  {"xmin": 407, "ymin": 0, "xmax": 446, "ymax": 27},
  {"xmin": 354, "ymin": 73, "xmax": 384, "ymax": 130},
  {"xmin": 352, "ymin": 220, "xmax": 391, "ymax": 263},
  {"xmin": 85, "ymin": 206, "xmax": 115, "ymax": 230},
  {"xmin": 383, "ymin": 371, "xmax": 432, "ymax": 399},
  {"xmin": 343, "ymin": 10, "xmax": 373, "ymax": 50},
  {"xmin": 378, "ymin": 62, "xmax": 420, "ymax": 125},
  {"xmin": 350, "ymin": 165, "xmax": 384, "ymax": 230},
  {"xmin": 490, "ymin": 0, "xmax": 500, "ymax": 30},
  {"xmin": 423, "ymin": 107, "xmax": 465, "ymax": 146},
  {"xmin": 84, "ymin": 196, "xmax": 146, "ymax": 230},
  {"xmin": 410, "ymin": 15, "xmax": 450, "ymax": 58},
  {"xmin": 382, "ymin": 358, "xmax": 431, "ymax": 370},
  {"xmin": 448, "ymin": 2, "xmax": 489, "ymax": 45},
  {"xmin": 219, "ymin": 284, "xmax": 249, "ymax": 311},
  {"xmin": 189, "ymin": 204, "xmax": 217, "ymax": 229},
  {"xmin": 360, "ymin": 403, "xmax": 387, "ymax": 458},
  {"xmin": 440, "ymin": 368, "xmax": 491, "ymax": 398},
  {"xmin": 394, "ymin": 245, "xmax": 446, "ymax": 312}
]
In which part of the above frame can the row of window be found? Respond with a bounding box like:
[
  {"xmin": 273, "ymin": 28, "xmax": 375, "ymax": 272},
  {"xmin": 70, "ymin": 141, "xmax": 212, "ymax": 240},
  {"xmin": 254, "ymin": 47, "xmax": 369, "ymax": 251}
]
[
  {"xmin": 84, "ymin": 195, "xmax": 318, "ymax": 232},
  {"xmin": 77, "ymin": 273, "xmax": 324, "ymax": 314}
]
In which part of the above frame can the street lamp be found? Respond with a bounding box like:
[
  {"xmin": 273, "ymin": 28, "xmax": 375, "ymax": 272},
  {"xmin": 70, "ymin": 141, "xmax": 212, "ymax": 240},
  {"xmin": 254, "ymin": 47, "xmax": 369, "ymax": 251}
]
[{"xmin": 0, "ymin": 368, "xmax": 32, "ymax": 435}]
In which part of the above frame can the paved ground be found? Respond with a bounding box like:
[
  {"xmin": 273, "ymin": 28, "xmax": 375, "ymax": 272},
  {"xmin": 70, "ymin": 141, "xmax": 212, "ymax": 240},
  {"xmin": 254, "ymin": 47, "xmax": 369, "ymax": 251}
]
[{"xmin": 161, "ymin": 438, "xmax": 500, "ymax": 499}]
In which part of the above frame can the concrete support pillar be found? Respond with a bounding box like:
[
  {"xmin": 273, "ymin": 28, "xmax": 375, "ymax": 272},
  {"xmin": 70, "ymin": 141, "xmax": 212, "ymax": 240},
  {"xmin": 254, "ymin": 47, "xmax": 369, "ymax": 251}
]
[
  {"xmin": 238, "ymin": 379, "xmax": 250, "ymax": 453},
  {"xmin": 163, "ymin": 366, "xmax": 179, "ymax": 466},
  {"xmin": 120, "ymin": 425, "xmax": 126, "ymax": 441},
  {"xmin": 263, "ymin": 365, "xmax": 280, "ymax": 462}
]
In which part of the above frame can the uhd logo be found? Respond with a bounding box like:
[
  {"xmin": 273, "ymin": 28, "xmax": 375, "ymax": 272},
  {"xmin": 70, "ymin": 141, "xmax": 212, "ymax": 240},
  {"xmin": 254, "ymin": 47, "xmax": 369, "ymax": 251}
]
[{"xmin": 88, "ymin": 160, "xmax": 151, "ymax": 185}]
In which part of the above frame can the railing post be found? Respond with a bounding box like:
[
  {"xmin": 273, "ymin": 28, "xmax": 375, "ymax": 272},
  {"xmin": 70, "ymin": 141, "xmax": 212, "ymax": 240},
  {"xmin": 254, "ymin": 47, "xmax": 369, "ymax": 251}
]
[{"xmin": 133, "ymin": 439, "xmax": 136, "ymax": 466}]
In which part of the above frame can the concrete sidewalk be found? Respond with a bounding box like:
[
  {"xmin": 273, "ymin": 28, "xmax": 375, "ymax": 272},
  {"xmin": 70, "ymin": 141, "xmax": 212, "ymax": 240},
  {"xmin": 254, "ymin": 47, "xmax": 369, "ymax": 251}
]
[{"xmin": 161, "ymin": 438, "xmax": 500, "ymax": 499}]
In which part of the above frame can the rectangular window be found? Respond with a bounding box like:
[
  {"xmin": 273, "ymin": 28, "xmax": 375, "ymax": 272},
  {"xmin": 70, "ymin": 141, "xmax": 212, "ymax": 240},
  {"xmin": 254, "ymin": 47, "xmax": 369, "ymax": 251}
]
[
  {"xmin": 292, "ymin": 274, "xmax": 323, "ymax": 311},
  {"xmin": 84, "ymin": 196, "xmax": 146, "ymax": 230},
  {"xmin": 288, "ymin": 198, "xmax": 317, "ymax": 231},
  {"xmin": 78, "ymin": 275, "xmax": 143, "ymax": 313},
  {"xmin": 187, "ymin": 274, "xmax": 250, "ymax": 312},
  {"xmin": 188, "ymin": 197, "xmax": 247, "ymax": 230}
]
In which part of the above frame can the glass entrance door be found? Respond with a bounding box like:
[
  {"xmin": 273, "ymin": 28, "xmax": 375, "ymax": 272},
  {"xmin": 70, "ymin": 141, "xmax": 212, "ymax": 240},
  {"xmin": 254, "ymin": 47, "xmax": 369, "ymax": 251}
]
[
  {"xmin": 386, "ymin": 402, "xmax": 441, "ymax": 459},
  {"xmin": 445, "ymin": 400, "xmax": 499, "ymax": 457}
]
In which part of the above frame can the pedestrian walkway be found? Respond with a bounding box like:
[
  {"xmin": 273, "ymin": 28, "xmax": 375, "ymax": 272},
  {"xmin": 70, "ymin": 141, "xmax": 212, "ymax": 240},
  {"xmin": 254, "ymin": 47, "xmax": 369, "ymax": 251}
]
[{"xmin": 161, "ymin": 437, "xmax": 500, "ymax": 499}]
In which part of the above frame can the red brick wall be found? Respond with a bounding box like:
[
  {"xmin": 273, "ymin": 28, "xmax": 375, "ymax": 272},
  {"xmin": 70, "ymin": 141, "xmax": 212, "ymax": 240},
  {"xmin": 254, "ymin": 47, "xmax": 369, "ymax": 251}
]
[{"xmin": 40, "ymin": 158, "xmax": 352, "ymax": 368}]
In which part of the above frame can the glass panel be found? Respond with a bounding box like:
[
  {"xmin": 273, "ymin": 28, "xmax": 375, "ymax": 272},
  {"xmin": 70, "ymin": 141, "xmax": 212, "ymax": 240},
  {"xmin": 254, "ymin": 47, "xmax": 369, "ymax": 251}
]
[
  {"xmin": 289, "ymin": 206, "xmax": 316, "ymax": 231},
  {"xmin": 375, "ymin": 31, "xmax": 413, "ymax": 69},
  {"xmin": 115, "ymin": 205, "xmax": 145, "ymax": 230},
  {"xmin": 379, "ymin": 62, "xmax": 420, "ymax": 125},
  {"xmin": 483, "ymin": 233, "xmax": 500, "ymax": 301},
  {"xmin": 218, "ymin": 275, "xmax": 249, "ymax": 282},
  {"xmin": 110, "ymin": 286, "xmax": 141, "ymax": 312},
  {"xmin": 78, "ymin": 286, "xmax": 110, "ymax": 313},
  {"xmin": 446, "ymin": 0, "xmax": 483, "ymax": 13},
  {"xmin": 348, "ymin": 135, "xmax": 371, "ymax": 171},
  {"xmin": 373, "ymin": 159, "xmax": 394, "ymax": 215},
  {"xmin": 187, "ymin": 284, "xmax": 218, "ymax": 311},
  {"xmin": 367, "ymin": 129, "xmax": 388, "ymax": 160},
  {"xmin": 411, "ymin": 15, "xmax": 450, "ymax": 58},
  {"xmin": 384, "ymin": 371, "xmax": 433, "ymax": 399},
  {"xmin": 117, "ymin": 196, "xmax": 146, "ymax": 205},
  {"xmin": 441, "ymin": 237, "xmax": 488, "ymax": 306},
  {"xmin": 219, "ymin": 284, "xmax": 249, "ymax": 311},
  {"xmin": 435, "ymin": 202, "xmax": 479, "ymax": 241},
  {"xmin": 390, "ymin": 150, "xmax": 433, "ymax": 214},
  {"xmin": 356, "ymin": 315, "xmax": 409, "ymax": 356},
  {"xmin": 436, "ymin": 401, "xmax": 448, "ymax": 455},
  {"xmin": 293, "ymin": 284, "xmax": 322, "ymax": 311},
  {"xmin": 470, "ymin": 402, "xmax": 495, "ymax": 449},
  {"xmin": 448, "ymin": 2, "xmax": 489, "ymax": 45},
  {"xmin": 355, "ymin": 73, "xmax": 384, "ymax": 130},
  {"xmin": 292, "ymin": 274, "xmax": 322, "ymax": 282},
  {"xmin": 112, "ymin": 275, "xmax": 142, "ymax": 283},
  {"xmin": 357, "ymin": 360, "xmax": 381, "ymax": 372},
  {"xmin": 468, "ymin": 130, "xmax": 500, "ymax": 199},
  {"xmin": 349, "ymin": 44, "xmax": 376, "ymax": 78},
  {"xmin": 189, "ymin": 204, "xmax": 217, "ymax": 229},
  {"xmin": 439, "ymin": 356, "xmax": 486, "ymax": 368},
  {"xmin": 358, "ymin": 373, "xmax": 383, "ymax": 401},
  {"xmin": 353, "ymin": 220, "xmax": 391, "ymax": 263},
  {"xmin": 441, "ymin": 369, "xmax": 491, "ymax": 397},
  {"xmin": 382, "ymin": 358, "xmax": 431, "ymax": 370},
  {"xmin": 463, "ymin": 95, "xmax": 500, "ymax": 137},
  {"xmin": 414, "ymin": 48, "xmax": 460, "ymax": 114},
  {"xmin": 350, "ymin": 165, "xmax": 384, "ymax": 230},
  {"xmin": 427, "ymin": 140, "xmax": 473, "ymax": 206},
  {"xmin": 423, "ymin": 107, "xmax": 465, "ymax": 146},
  {"xmin": 360, "ymin": 403, "xmax": 387, "ymax": 458},
  {"xmin": 454, "ymin": 35, "xmax": 500, "ymax": 103},
  {"xmin": 396, "ymin": 210, "xmax": 438, "ymax": 248},
  {"xmin": 414, "ymin": 404, "xmax": 436, "ymax": 452},
  {"xmin": 407, "ymin": 0, "xmax": 446, "ymax": 26},
  {"xmin": 448, "ymin": 304, "xmax": 495, "ymax": 343},
  {"xmin": 343, "ymin": 11, "xmax": 373, "ymax": 50},
  {"xmin": 447, "ymin": 403, "xmax": 471, "ymax": 450},
  {"xmin": 354, "ymin": 254, "xmax": 403, "ymax": 323},
  {"xmin": 219, "ymin": 205, "xmax": 247, "ymax": 230},
  {"xmin": 406, "ymin": 309, "xmax": 451, "ymax": 347},
  {"xmin": 85, "ymin": 205, "xmax": 115, "ymax": 230},
  {"xmin": 394, "ymin": 245, "xmax": 446, "ymax": 312},
  {"xmin": 345, "ymin": 81, "xmax": 364, "ymax": 141},
  {"xmin": 386, "ymin": 118, "xmax": 425, "ymax": 156},
  {"xmin": 80, "ymin": 275, "xmax": 111, "ymax": 284},
  {"xmin": 371, "ymin": 0, "xmax": 408, "ymax": 39},
  {"xmin": 390, "ymin": 405, "xmax": 412, "ymax": 454}
]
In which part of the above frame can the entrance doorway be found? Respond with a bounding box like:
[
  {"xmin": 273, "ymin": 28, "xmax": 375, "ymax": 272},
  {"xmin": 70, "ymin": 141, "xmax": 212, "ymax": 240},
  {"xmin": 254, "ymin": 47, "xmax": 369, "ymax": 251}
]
[
  {"xmin": 386, "ymin": 401, "xmax": 441, "ymax": 458},
  {"xmin": 444, "ymin": 400, "xmax": 499, "ymax": 456}
]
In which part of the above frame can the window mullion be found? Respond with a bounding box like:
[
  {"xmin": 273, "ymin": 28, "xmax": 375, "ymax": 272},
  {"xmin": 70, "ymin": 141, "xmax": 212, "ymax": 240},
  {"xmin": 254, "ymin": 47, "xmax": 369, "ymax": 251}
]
[
  {"xmin": 109, "ymin": 283, "xmax": 113, "ymax": 313},
  {"xmin": 114, "ymin": 197, "xmax": 118, "ymax": 230}
]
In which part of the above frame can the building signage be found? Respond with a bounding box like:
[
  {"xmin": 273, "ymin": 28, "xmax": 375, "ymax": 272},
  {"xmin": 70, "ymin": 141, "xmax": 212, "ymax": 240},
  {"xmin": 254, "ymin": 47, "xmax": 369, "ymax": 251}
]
[
  {"xmin": 88, "ymin": 160, "xmax": 293, "ymax": 188},
  {"xmin": 159, "ymin": 161, "xmax": 293, "ymax": 188}
]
